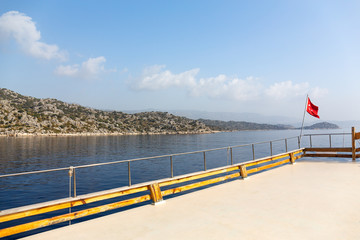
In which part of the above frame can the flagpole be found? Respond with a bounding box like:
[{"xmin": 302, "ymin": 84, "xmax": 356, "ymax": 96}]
[{"xmin": 299, "ymin": 94, "xmax": 308, "ymax": 143}]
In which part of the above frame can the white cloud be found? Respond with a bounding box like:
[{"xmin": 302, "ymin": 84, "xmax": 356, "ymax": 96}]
[
  {"xmin": 54, "ymin": 64, "xmax": 79, "ymax": 76},
  {"xmin": 133, "ymin": 65, "xmax": 328, "ymax": 102},
  {"xmin": 134, "ymin": 65, "xmax": 262, "ymax": 100},
  {"xmin": 55, "ymin": 57, "xmax": 108, "ymax": 79},
  {"xmin": 265, "ymin": 81, "xmax": 309, "ymax": 99},
  {"xmin": 135, "ymin": 65, "xmax": 198, "ymax": 90},
  {"xmin": 309, "ymin": 87, "xmax": 329, "ymax": 99},
  {"xmin": 264, "ymin": 81, "xmax": 328, "ymax": 100},
  {"xmin": 0, "ymin": 11, "xmax": 66, "ymax": 60},
  {"xmin": 191, "ymin": 75, "xmax": 262, "ymax": 101},
  {"xmin": 81, "ymin": 56, "xmax": 106, "ymax": 78}
]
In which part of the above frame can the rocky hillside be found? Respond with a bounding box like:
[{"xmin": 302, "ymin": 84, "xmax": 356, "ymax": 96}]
[
  {"xmin": 198, "ymin": 119, "xmax": 294, "ymax": 131},
  {"xmin": 0, "ymin": 89, "xmax": 212, "ymax": 136}
]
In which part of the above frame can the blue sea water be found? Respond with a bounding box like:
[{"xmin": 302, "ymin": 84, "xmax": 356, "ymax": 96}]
[{"xmin": 0, "ymin": 129, "xmax": 351, "ymax": 211}]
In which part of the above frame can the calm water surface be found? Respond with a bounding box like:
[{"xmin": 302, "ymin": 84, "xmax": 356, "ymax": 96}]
[{"xmin": 0, "ymin": 129, "xmax": 351, "ymax": 211}]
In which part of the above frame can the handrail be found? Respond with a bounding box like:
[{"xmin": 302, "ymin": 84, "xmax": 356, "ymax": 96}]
[
  {"xmin": 0, "ymin": 131, "xmax": 350, "ymax": 183},
  {"xmin": 0, "ymin": 136, "xmax": 301, "ymax": 178},
  {"xmin": 303, "ymin": 132, "xmax": 351, "ymax": 136},
  {"xmin": 0, "ymin": 148, "xmax": 305, "ymax": 238},
  {"xmin": 0, "ymin": 127, "xmax": 357, "ymax": 238},
  {"xmin": 0, "ymin": 167, "xmax": 69, "ymax": 178},
  {"xmin": 2, "ymin": 149, "xmax": 304, "ymax": 220},
  {"xmin": 301, "ymin": 128, "xmax": 360, "ymax": 160}
]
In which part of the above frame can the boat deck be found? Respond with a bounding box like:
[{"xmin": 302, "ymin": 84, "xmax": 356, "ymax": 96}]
[{"xmin": 23, "ymin": 160, "xmax": 360, "ymax": 240}]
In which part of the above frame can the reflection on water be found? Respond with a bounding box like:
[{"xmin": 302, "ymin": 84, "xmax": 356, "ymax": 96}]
[{"xmin": 0, "ymin": 129, "xmax": 350, "ymax": 210}]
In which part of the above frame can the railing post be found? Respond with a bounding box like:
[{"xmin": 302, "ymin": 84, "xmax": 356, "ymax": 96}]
[
  {"xmin": 310, "ymin": 135, "xmax": 312, "ymax": 148},
  {"xmin": 298, "ymin": 136, "xmax": 300, "ymax": 148},
  {"xmin": 73, "ymin": 168, "xmax": 77, "ymax": 198},
  {"xmin": 148, "ymin": 183, "xmax": 164, "ymax": 205},
  {"xmin": 128, "ymin": 161, "xmax": 131, "ymax": 186},
  {"xmin": 352, "ymin": 127, "xmax": 356, "ymax": 161},
  {"xmin": 289, "ymin": 152, "xmax": 295, "ymax": 164},
  {"xmin": 170, "ymin": 156, "xmax": 173, "ymax": 178},
  {"xmin": 203, "ymin": 152, "xmax": 207, "ymax": 171},
  {"xmin": 270, "ymin": 141, "xmax": 273, "ymax": 156},
  {"xmin": 68, "ymin": 166, "xmax": 74, "ymax": 225},
  {"xmin": 329, "ymin": 134, "xmax": 332, "ymax": 148},
  {"xmin": 68, "ymin": 167, "xmax": 74, "ymax": 198},
  {"xmin": 252, "ymin": 144, "xmax": 255, "ymax": 160},
  {"xmin": 230, "ymin": 147, "xmax": 233, "ymax": 165},
  {"xmin": 240, "ymin": 165, "xmax": 248, "ymax": 179},
  {"xmin": 285, "ymin": 139, "xmax": 288, "ymax": 152}
]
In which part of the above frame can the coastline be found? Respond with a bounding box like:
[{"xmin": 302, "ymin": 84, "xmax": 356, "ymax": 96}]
[
  {"xmin": 0, "ymin": 129, "xmax": 301, "ymax": 138},
  {"xmin": 0, "ymin": 130, "xmax": 219, "ymax": 137}
]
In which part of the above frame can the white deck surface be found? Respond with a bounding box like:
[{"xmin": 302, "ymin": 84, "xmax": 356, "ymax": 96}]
[{"xmin": 24, "ymin": 161, "xmax": 360, "ymax": 240}]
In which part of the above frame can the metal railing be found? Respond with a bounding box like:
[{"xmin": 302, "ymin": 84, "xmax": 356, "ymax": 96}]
[
  {"xmin": 0, "ymin": 148, "xmax": 305, "ymax": 239},
  {"xmin": 1, "ymin": 129, "xmax": 358, "ymax": 239},
  {"xmin": 302, "ymin": 132, "xmax": 351, "ymax": 148},
  {"xmin": 0, "ymin": 136, "xmax": 302, "ymax": 199}
]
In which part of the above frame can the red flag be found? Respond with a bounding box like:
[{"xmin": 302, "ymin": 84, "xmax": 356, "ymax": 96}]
[{"xmin": 306, "ymin": 97, "xmax": 320, "ymax": 118}]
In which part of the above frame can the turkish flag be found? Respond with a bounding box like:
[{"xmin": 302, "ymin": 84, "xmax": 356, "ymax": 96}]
[{"xmin": 306, "ymin": 97, "xmax": 320, "ymax": 118}]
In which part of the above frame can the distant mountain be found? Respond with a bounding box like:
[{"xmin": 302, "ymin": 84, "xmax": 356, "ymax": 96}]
[
  {"xmin": 124, "ymin": 109, "xmax": 300, "ymax": 125},
  {"xmin": 0, "ymin": 89, "xmax": 211, "ymax": 136},
  {"xmin": 126, "ymin": 109, "xmax": 357, "ymax": 130},
  {"xmin": 302, "ymin": 122, "xmax": 340, "ymax": 130},
  {"xmin": 198, "ymin": 119, "xmax": 295, "ymax": 131}
]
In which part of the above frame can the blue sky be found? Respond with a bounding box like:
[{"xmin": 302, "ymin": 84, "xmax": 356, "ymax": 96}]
[{"xmin": 0, "ymin": 1, "xmax": 359, "ymax": 121}]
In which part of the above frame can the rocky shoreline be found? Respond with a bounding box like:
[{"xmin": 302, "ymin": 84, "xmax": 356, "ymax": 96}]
[{"xmin": 0, "ymin": 129, "xmax": 216, "ymax": 137}]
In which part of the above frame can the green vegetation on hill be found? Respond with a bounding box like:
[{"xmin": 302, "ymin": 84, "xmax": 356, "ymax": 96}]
[{"xmin": 0, "ymin": 88, "xmax": 211, "ymax": 136}]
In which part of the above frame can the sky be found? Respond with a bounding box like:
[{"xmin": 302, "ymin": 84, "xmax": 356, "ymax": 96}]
[{"xmin": 1, "ymin": 1, "xmax": 360, "ymax": 121}]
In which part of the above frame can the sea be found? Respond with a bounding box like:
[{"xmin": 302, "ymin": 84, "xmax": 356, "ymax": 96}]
[
  {"xmin": 0, "ymin": 128, "xmax": 355, "ymax": 239},
  {"xmin": 0, "ymin": 129, "xmax": 352, "ymax": 211}
]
